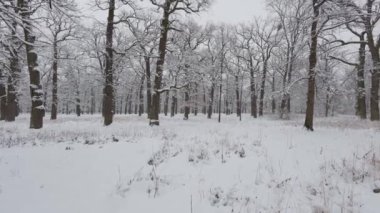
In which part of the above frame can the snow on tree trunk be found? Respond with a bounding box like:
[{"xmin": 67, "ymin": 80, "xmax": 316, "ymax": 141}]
[{"xmin": 19, "ymin": 0, "xmax": 45, "ymax": 129}]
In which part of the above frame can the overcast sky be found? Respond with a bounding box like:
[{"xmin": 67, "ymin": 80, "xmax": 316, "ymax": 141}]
[
  {"xmin": 79, "ymin": 0, "xmax": 267, "ymax": 25},
  {"xmin": 198, "ymin": 0, "xmax": 267, "ymax": 24}
]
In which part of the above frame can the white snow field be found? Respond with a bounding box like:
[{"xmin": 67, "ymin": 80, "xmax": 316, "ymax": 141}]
[{"xmin": 1, "ymin": 114, "xmax": 380, "ymax": 213}]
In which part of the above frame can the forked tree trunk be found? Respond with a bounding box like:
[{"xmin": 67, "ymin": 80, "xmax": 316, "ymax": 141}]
[
  {"xmin": 19, "ymin": 0, "xmax": 45, "ymax": 129},
  {"xmin": 103, "ymin": 0, "xmax": 115, "ymax": 126}
]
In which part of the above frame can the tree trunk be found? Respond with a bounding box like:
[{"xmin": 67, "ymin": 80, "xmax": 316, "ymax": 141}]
[
  {"xmin": 6, "ymin": 18, "xmax": 21, "ymax": 122},
  {"xmin": 150, "ymin": 6, "xmax": 170, "ymax": 126},
  {"xmin": 325, "ymin": 88, "xmax": 330, "ymax": 117},
  {"xmin": 202, "ymin": 84, "xmax": 207, "ymax": 114},
  {"xmin": 193, "ymin": 83, "xmax": 198, "ymax": 116},
  {"xmin": 218, "ymin": 82, "xmax": 222, "ymax": 123},
  {"xmin": 139, "ymin": 76, "xmax": 145, "ymax": 116},
  {"xmin": 271, "ymin": 74, "xmax": 276, "ymax": 114},
  {"xmin": 249, "ymin": 58, "xmax": 257, "ymax": 118},
  {"xmin": 259, "ymin": 59, "xmax": 268, "ymax": 116},
  {"xmin": 76, "ymin": 89, "xmax": 81, "ymax": 117},
  {"xmin": 164, "ymin": 90, "xmax": 169, "ymax": 116},
  {"xmin": 170, "ymin": 90, "xmax": 177, "ymax": 117},
  {"xmin": 90, "ymin": 87, "xmax": 95, "ymax": 114},
  {"xmin": 304, "ymin": 0, "xmax": 320, "ymax": 131},
  {"xmin": 370, "ymin": 72, "xmax": 380, "ymax": 120},
  {"xmin": 145, "ymin": 57, "xmax": 152, "ymax": 118},
  {"xmin": 19, "ymin": 0, "xmax": 45, "ymax": 129},
  {"xmin": 0, "ymin": 69, "xmax": 6, "ymax": 120},
  {"xmin": 51, "ymin": 38, "xmax": 58, "ymax": 120},
  {"xmin": 280, "ymin": 67, "xmax": 288, "ymax": 119},
  {"xmin": 207, "ymin": 83, "xmax": 215, "ymax": 119},
  {"xmin": 365, "ymin": 0, "xmax": 380, "ymax": 121},
  {"xmin": 103, "ymin": 0, "xmax": 115, "ymax": 126},
  {"xmin": 184, "ymin": 87, "xmax": 190, "ymax": 120},
  {"xmin": 235, "ymin": 75, "xmax": 241, "ymax": 117},
  {"xmin": 356, "ymin": 33, "xmax": 367, "ymax": 119}
]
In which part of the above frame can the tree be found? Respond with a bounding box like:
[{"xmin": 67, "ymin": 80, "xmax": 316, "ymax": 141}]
[
  {"xmin": 252, "ymin": 18, "xmax": 281, "ymax": 117},
  {"xmin": 148, "ymin": 0, "xmax": 211, "ymax": 126},
  {"xmin": 236, "ymin": 24, "xmax": 261, "ymax": 118},
  {"xmin": 45, "ymin": 3, "xmax": 77, "ymax": 120},
  {"xmin": 304, "ymin": 0, "xmax": 329, "ymax": 131},
  {"xmin": 268, "ymin": 0, "xmax": 309, "ymax": 119},
  {"xmin": 126, "ymin": 13, "xmax": 159, "ymax": 119},
  {"xmin": 19, "ymin": 0, "xmax": 45, "ymax": 129},
  {"xmin": 102, "ymin": 0, "xmax": 116, "ymax": 126}
]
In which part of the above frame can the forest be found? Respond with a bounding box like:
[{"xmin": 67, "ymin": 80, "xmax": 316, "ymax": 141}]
[
  {"xmin": 1, "ymin": 0, "xmax": 380, "ymax": 212},
  {"xmin": 0, "ymin": 0, "xmax": 378, "ymax": 130}
]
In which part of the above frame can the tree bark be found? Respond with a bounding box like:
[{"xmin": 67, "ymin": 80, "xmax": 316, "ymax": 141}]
[
  {"xmin": 249, "ymin": 58, "xmax": 257, "ymax": 118},
  {"xmin": 184, "ymin": 87, "xmax": 190, "ymax": 120},
  {"xmin": 207, "ymin": 83, "xmax": 215, "ymax": 119},
  {"xmin": 356, "ymin": 33, "xmax": 367, "ymax": 119},
  {"xmin": 90, "ymin": 87, "xmax": 95, "ymax": 114},
  {"xmin": 103, "ymin": 0, "xmax": 115, "ymax": 126},
  {"xmin": 164, "ymin": 90, "xmax": 169, "ymax": 116},
  {"xmin": 365, "ymin": 0, "xmax": 380, "ymax": 121},
  {"xmin": 235, "ymin": 75, "xmax": 241, "ymax": 117},
  {"xmin": 202, "ymin": 84, "xmax": 207, "ymax": 114},
  {"xmin": 150, "ymin": 4, "xmax": 170, "ymax": 126},
  {"xmin": 139, "ymin": 75, "xmax": 145, "ymax": 116},
  {"xmin": 271, "ymin": 74, "xmax": 276, "ymax": 114},
  {"xmin": 145, "ymin": 56, "xmax": 152, "ymax": 118},
  {"xmin": 325, "ymin": 86, "xmax": 330, "ymax": 117},
  {"xmin": 51, "ymin": 38, "xmax": 58, "ymax": 120},
  {"xmin": 304, "ymin": 0, "xmax": 320, "ymax": 131},
  {"xmin": 259, "ymin": 59, "xmax": 268, "ymax": 116},
  {"xmin": 76, "ymin": 88, "xmax": 81, "ymax": 116},
  {"xmin": 6, "ymin": 17, "xmax": 21, "ymax": 122},
  {"xmin": 170, "ymin": 90, "xmax": 177, "ymax": 117},
  {"xmin": 0, "ymin": 69, "xmax": 6, "ymax": 121},
  {"xmin": 19, "ymin": 0, "xmax": 45, "ymax": 129}
]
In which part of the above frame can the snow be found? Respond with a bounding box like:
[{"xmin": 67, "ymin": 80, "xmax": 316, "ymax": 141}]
[{"xmin": 0, "ymin": 114, "xmax": 380, "ymax": 213}]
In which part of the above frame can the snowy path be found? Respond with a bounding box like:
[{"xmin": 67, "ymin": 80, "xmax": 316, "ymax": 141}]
[{"xmin": 0, "ymin": 114, "xmax": 380, "ymax": 213}]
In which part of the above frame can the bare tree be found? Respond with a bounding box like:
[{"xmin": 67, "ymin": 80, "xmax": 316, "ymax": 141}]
[
  {"xmin": 251, "ymin": 18, "xmax": 281, "ymax": 117},
  {"xmin": 19, "ymin": 0, "xmax": 45, "ymax": 128},
  {"xmin": 45, "ymin": 3, "xmax": 78, "ymax": 120},
  {"xmin": 148, "ymin": 0, "xmax": 211, "ymax": 126},
  {"xmin": 304, "ymin": 0, "xmax": 329, "ymax": 131}
]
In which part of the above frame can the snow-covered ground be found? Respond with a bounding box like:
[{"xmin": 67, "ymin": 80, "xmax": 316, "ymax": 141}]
[{"xmin": 1, "ymin": 114, "xmax": 380, "ymax": 213}]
